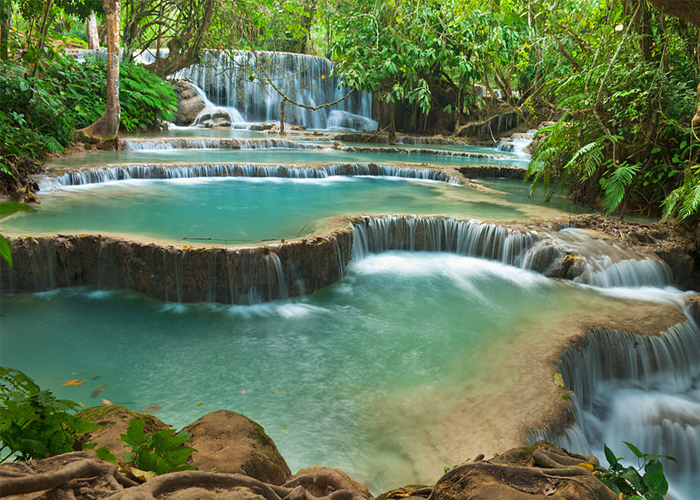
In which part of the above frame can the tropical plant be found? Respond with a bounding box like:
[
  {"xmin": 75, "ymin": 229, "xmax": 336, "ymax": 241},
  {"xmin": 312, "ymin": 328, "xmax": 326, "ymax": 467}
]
[
  {"xmin": 109, "ymin": 417, "xmax": 196, "ymax": 475},
  {"xmin": 0, "ymin": 367, "xmax": 99, "ymax": 462},
  {"xmin": 598, "ymin": 442, "xmax": 675, "ymax": 500}
]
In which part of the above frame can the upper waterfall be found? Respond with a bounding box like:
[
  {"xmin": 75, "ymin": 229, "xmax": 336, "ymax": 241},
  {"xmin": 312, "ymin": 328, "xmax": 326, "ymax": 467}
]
[{"xmin": 172, "ymin": 50, "xmax": 376, "ymax": 131}]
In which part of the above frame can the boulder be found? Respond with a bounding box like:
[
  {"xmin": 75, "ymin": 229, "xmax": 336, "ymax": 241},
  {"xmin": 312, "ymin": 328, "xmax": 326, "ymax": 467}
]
[
  {"xmin": 184, "ymin": 410, "xmax": 291, "ymax": 485},
  {"xmin": 76, "ymin": 405, "xmax": 171, "ymax": 461},
  {"xmin": 172, "ymin": 80, "xmax": 206, "ymax": 126},
  {"xmin": 430, "ymin": 441, "xmax": 614, "ymax": 500},
  {"xmin": 289, "ymin": 467, "xmax": 373, "ymax": 499}
]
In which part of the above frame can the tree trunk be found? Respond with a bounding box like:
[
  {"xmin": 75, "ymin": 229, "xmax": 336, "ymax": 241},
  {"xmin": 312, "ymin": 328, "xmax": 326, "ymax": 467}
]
[
  {"xmin": 86, "ymin": 13, "xmax": 99, "ymax": 49},
  {"xmin": 280, "ymin": 98, "xmax": 286, "ymax": 136},
  {"xmin": 77, "ymin": 0, "xmax": 121, "ymax": 143},
  {"xmin": 388, "ymin": 102, "xmax": 396, "ymax": 145},
  {"xmin": 647, "ymin": 0, "xmax": 700, "ymax": 27}
]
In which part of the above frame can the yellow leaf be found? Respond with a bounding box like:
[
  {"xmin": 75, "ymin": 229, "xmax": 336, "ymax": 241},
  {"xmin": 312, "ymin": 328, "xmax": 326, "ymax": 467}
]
[
  {"xmin": 553, "ymin": 373, "xmax": 565, "ymax": 388},
  {"xmin": 197, "ymin": 402, "xmax": 205, "ymax": 407},
  {"xmin": 63, "ymin": 379, "xmax": 84, "ymax": 386},
  {"xmin": 576, "ymin": 462, "xmax": 594, "ymax": 472},
  {"xmin": 128, "ymin": 466, "xmax": 157, "ymax": 482},
  {"xmin": 274, "ymin": 390, "xmax": 286, "ymax": 394}
]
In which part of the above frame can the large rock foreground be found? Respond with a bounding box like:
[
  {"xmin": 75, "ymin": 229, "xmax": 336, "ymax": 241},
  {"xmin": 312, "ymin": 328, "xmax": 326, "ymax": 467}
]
[{"xmin": 0, "ymin": 406, "xmax": 614, "ymax": 500}]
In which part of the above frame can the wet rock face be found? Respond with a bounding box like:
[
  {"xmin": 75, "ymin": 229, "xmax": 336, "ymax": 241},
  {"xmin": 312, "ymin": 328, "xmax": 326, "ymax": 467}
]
[
  {"xmin": 184, "ymin": 410, "xmax": 291, "ymax": 485},
  {"xmin": 0, "ymin": 231, "xmax": 354, "ymax": 304},
  {"xmin": 172, "ymin": 80, "xmax": 206, "ymax": 126}
]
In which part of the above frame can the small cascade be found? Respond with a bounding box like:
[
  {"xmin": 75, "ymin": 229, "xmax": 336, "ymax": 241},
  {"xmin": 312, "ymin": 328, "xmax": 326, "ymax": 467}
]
[
  {"xmin": 176, "ymin": 50, "xmax": 373, "ymax": 130},
  {"xmin": 38, "ymin": 163, "xmax": 455, "ymax": 189},
  {"xmin": 351, "ymin": 216, "xmax": 540, "ymax": 267},
  {"xmin": 120, "ymin": 138, "xmax": 322, "ymax": 151},
  {"xmin": 582, "ymin": 258, "xmax": 673, "ymax": 288},
  {"xmin": 538, "ymin": 318, "xmax": 700, "ymax": 500},
  {"xmin": 326, "ymin": 110, "xmax": 378, "ymax": 132},
  {"xmin": 496, "ymin": 130, "xmax": 536, "ymax": 157},
  {"xmin": 544, "ymin": 228, "xmax": 675, "ymax": 287}
]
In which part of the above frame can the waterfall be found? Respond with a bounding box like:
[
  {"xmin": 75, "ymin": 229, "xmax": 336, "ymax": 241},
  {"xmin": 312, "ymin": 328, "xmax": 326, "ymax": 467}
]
[
  {"xmin": 496, "ymin": 130, "xmax": 536, "ymax": 157},
  {"xmin": 581, "ymin": 258, "xmax": 673, "ymax": 288},
  {"xmin": 351, "ymin": 216, "xmax": 540, "ymax": 267},
  {"xmin": 37, "ymin": 164, "xmax": 457, "ymax": 190},
  {"xmin": 533, "ymin": 318, "xmax": 700, "ymax": 500},
  {"xmin": 120, "ymin": 138, "xmax": 323, "ymax": 151},
  {"xmin": 175, "ymin": 50, "xmax": 376, "ymax": 130}
]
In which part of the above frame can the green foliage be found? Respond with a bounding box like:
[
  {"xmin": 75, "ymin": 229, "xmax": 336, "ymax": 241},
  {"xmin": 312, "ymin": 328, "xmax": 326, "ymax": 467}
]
[
  {"xmin": 0, "ymin": 367, "xmax": 99, "ymax": 462},
  {"xmin": 118, "ymin": 62, "xmax": 178, "ymax": 132},
  {"xmin": 598, "ymin": 442, "xmax": 675, "ymax": 500},
  {"xmin": 0, "ymin": 235, "xmax": 12, "ymax": 266},
  {"xmin": 524, "ymin": 0, "xmax": 700, "ymax": 218},
  {"xmin": 0, "ymin": 53, "xmax": 177, "ymax": 173},
  {"xmin": 119, "ymin": 418, "xmax": 196, "ymax": 475}
]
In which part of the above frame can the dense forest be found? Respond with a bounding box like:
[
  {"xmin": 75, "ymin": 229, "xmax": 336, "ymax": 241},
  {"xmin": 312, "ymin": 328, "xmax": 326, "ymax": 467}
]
[{"xmin": 0, "ymin": 0, "xmax": 699, "ymax": 220}]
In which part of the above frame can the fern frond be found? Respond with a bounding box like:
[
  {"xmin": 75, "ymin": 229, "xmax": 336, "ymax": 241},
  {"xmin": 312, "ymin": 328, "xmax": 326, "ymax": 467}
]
[{"xmin": 600, "ymin": 162, "xmax": 641, "ymax": 213}]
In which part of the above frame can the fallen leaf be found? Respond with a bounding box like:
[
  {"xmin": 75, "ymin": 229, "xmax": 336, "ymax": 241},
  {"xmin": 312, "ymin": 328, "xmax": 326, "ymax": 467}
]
[
  {"xmin": 78, "ymin": 402, "xmax": 85, "ymax": 407},
  {"xmin": 576, "ymin": 463, "xmax": 595, "ymax": 472},
  {"xmin": 71, "ymin": 372, "xmax": 84, "ymax": 376},
  {"xmin": 280, "ymin": 429, "xmax": 289, "ymax": 433},
  {"xmin": 553, "ymin": 373, "xmax": 565, "ymax": 389},
  {"xmin": 102, "ymin": 399, "xmax": 113, "ymax": 406},
  {"xmin": 90, "ymin": 384, "xmax": 110, "ymax": 398},
  {"xmin": 240, "ymin": 389, "xmax": 246, "ymax": 395},
  {"xmin": 63, "ymin": 379, "xmax": 84, "ymax": 386},
  {"xmin": 274, "ymin": 390, "xmax": 286, "ymax": 394},
  {"xmin": 143, "ymin": 405, "xmax": 162, "ymax": 412},
  {"xmin": 197, "ymin": 402, "xmax": 205, "ymax": 407}
]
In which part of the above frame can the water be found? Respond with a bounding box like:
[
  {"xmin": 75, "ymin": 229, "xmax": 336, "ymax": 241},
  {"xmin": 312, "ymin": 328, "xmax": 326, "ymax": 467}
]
[
  {"xmin": 0, "ymin": 252, "xmax": 648, "ymax": 492},
  {"xmin": 2, "ymin": 177, "xmax": 565, "ymax": 243},
  {"xmin": 175, "ymin": 51, "xmax": 375, "ymax": 130},
  {"xmin": 43, "ymin": 147, "xmax": 527, "ymax": 172}
]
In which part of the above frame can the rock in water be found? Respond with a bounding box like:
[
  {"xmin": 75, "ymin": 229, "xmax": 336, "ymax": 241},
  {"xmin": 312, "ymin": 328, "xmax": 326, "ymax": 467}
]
[
  {"xmin": 172, "ymin": 80, "xmax": 206, "ymax": 126},
  {"xmin": 184, "ymin": 409, "xmax": 292, "ymax": 485}
]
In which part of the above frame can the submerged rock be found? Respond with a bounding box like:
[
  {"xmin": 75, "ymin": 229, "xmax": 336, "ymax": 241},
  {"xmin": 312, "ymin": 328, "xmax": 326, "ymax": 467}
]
[{"xmin": 184, "ymin": 410, "xmax": 291, "ymax": 485}]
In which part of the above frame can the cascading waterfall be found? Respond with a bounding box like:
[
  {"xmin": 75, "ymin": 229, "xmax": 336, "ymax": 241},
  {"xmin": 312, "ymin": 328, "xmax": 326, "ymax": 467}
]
[
  {"xmin": 351, "ymin": 216, "xmax": 540, "ymax": 267},
  {"xmin": 526, "ymin": 237, "xmax": 700, "ymax": 499},
  {"xmin": 531, "ymin": 318, "xmax": 700, "ymax": 500},
  {"xmin": 120, "ymin": 138, "xmax": 323, "ymax": 151},
  {"xmin": 176, "ymin": 50, "xmax": 376, "ymax": 131},
  {"xmin": 37, "ymin": 163, "xmax": 457, "ymax": 190},
  {"xmin": 581, "ymin": 257, "xmax": 673, "ymax": 288}
]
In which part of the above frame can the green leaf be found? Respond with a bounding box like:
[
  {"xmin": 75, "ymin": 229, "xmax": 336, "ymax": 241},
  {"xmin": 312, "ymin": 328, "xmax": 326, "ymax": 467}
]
[
  {"xmin": 643, "ymin": 459, "xmax": 669, "ymax": 495},
  {"xmin": 623, "ymin": 441, "xmax": 643, "ymax": 459},
  {"xmin": 122, "ymin": 418, "xmax": 147, "ymax": 448},
  {"xmin": 96, "ymin": 446, "xmax": 118, "ymax": 463},
  {"xmin": 0, "ymin": 235, "xmax": 12, "ymax": 267},
  {"xmin": 604, "ymin": 444, "xmax": 619, "ymax": 467}
]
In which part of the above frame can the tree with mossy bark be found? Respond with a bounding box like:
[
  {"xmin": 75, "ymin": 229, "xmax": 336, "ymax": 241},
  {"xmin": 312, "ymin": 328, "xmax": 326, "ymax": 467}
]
[{"xmin": 76, "ymin": 0, "xmax": 121, "ymax": 144}]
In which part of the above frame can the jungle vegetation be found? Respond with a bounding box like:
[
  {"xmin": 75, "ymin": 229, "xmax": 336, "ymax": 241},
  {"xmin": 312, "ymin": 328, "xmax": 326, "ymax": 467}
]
[{"xmin": 0, "ymin": 0, "xmax": 698, "ymax": 220}]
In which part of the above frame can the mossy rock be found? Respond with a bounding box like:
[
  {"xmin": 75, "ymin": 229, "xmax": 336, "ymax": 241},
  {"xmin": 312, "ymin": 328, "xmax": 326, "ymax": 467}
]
[
  {"xmin": 183, "ymin": 409, "xmax": 291, "ymax": 485},
  {"xmin": 76, "ymin": 405, "xmax": 171, "ymax": 461}
]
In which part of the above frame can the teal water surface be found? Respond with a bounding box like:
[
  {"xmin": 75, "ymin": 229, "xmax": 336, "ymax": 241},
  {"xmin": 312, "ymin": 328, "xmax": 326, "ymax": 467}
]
[
  {"xmin": 45, "ymin": 148, "xmax": 528, "ymax": 171},
  {"xmin": 2, "ymin": 252, "xmax": 599, "ymax": 491},
  {"xmin": 1, "ymin": 177, "xmax": 556, "ymax": 242}
]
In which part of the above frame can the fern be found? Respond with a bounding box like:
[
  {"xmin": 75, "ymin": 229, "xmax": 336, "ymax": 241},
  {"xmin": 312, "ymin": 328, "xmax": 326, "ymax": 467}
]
[
  {"xmin": 600, "ymin": 161, "xmax": 641, "ymax": 214},
  {"xmin": 119, "ymin": 418, "xmax": 196, "ymax": 475}
]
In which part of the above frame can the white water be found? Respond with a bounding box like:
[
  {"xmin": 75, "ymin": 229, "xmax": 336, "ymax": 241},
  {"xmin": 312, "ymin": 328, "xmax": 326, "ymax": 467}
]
[
  {"xmin": 528, "ymin": 245, "xmax": 700, "ymax": 500},
  {"xmin": 175, "ymin": 51, "xmax": 376, "ymax": 130}
]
